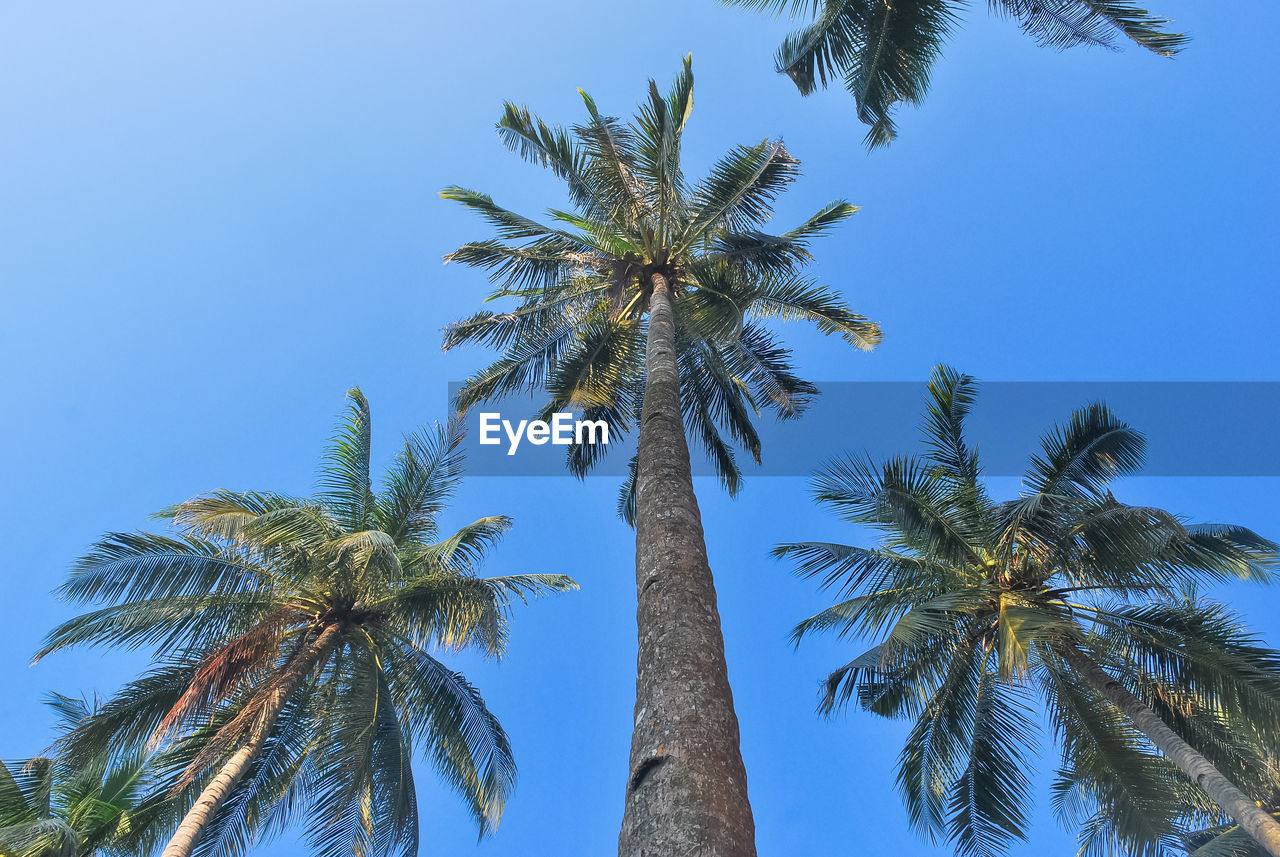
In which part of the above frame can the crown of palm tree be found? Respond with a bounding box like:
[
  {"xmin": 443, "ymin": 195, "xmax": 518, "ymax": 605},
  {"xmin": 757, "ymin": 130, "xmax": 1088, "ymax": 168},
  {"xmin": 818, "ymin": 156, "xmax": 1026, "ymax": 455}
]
[
  {"xmin": 0, "ymin": 695, "xmax": 155, "ymax": 857},
  {"xmin": 724, "ymin": 0, "xmax": 1187, "ymax": 148},
  {"xmin": 778, "ymin": 366, "xmax": 1280, "ymax": 857},
  {"xmin": 441, "ymin": 57, "xmax": 880, "ymax": 518},
  {"xmin": 34, "ymin": 391, "xmax": 576, "ymax": 857}
]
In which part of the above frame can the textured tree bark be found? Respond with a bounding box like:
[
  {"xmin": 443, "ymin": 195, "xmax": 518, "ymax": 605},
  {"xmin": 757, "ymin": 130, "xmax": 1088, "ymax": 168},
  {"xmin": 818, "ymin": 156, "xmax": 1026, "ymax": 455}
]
[
  {"xmin": 159, "ymin": 623, "xmax": 343, "ymax": 857},
  {"xmin": 618, "ymin": 272, "xmax": 757, "ymax": 857},
  {"xmin": 1056, "ymin": 643, "xmax": 1280, "ymax": 857}
]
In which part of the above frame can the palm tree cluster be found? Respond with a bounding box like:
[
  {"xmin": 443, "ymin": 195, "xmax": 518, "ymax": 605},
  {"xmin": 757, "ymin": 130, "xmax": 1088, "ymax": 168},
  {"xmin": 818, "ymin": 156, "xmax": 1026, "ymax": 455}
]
[
  {"xmin": 780, "ymin": 367, "xmax": 1280, "ymax": 856},
  {"xmin": 16, "ymin": 7, "xmax": 1280, "ymax": 857}
]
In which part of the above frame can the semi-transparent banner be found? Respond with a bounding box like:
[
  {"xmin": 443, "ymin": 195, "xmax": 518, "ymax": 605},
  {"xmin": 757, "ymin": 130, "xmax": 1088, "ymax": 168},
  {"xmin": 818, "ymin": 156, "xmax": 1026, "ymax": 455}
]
[{"xmin": 449, "ymin": 382, "xmax": 1280, "ymax": 478}]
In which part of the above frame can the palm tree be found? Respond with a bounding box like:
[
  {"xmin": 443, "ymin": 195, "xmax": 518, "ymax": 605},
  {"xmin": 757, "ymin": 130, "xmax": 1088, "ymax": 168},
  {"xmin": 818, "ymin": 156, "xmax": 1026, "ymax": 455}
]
[
  {"xmin": 440, "ymin": 57, "xmax": 879, "ymax": 857},
  {"xmin": 33, "ymin": 390, "xmax": 576, "ymax": 857},
  {"xmin": 0, "ymin": 695, "xmax": 154, "ymax": 857},
  {"xmin": 777, "ymin": 365, "xmax": 1280, "ymax": 857},
  {"xmin": 723, "ymin": 0, "xmax": 1187, "ymax": 148}
]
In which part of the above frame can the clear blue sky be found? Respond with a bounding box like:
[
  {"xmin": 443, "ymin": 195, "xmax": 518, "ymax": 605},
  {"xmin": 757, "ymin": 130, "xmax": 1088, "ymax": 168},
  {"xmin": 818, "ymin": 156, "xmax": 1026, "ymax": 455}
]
[{"xmin": 2, "ymin": 2, "xmax": 1278, "ymax": 855}]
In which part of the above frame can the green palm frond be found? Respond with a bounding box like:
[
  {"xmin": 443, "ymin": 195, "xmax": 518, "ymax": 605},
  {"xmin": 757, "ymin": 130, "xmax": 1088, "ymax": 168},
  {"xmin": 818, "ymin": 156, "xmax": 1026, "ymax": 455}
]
[
  {"xmin": 161, "ymin": 491, "xmax": 316, "ymax": 542},
  {"xmin": 38, "ymin": 592, "xmax": 283, "ymax": 661},
  {"xmin": 575, "ymin": 90, "xmax": 654, "ymax": 240},
  {"xmin": 319, "ymin": 388, "xmax": 377, "ymax": 531},
  {"xmin": 1026, "ymin": 402, "xmax": 1146, "ymax": 499},
  {"xmin": 440, "ymin": 188, "xmax": 594, "ymax": 248},
  {"xmin": 920, "ymin": 365, "xmax": 980, "ymax": 489},
  {"xmin": 55, "ymin": 532, "xmax": 272, "ymax": 606},
  {"xmin": 1040, "ymin": 654, "xmax": 1198, "ymax": 857},
  {"xmin": 378, "ymin": 634, "xmax": 516, "ymax": 837},
  {"xmin": 725, "ymin": 0, "xmax": 1185, "ymax": 147},
  {"xmin": 1093, "ymin": 599, "xmax": 1280, "ymax": 748},
  {"xmin": 946, "ymin": 673, "xmax": 1037, "ymax": 857},
  {"xmin": 617, "ymin": 453, "xmax": 640, "ymax": 526},
  {"xmin": 375, "ymin": 423, "xmax": 465, "ymax": 547},
  {"xmin": 416, "ymin": 516, "xmax": 513, "ymax": 574},
  {"xmin": 812, "ymin": 454, "xmax": 986, "ymax": 567},
  {"xmin": 895, "ymin": 634, "xmax": 986, "ymax": 838},
  {"xmin": 995, "ymin": 0, "xmax": 1188, "ymax": 54},
  {"xmin": 635, "ymin": 55, "xmax": 695, "ymax": 239},
  {"xmin": 773, "ymin": 0, "xmax": 865, "ymax": 96},
  {"xmin": 302, "ymin": 642, "xmax": 418, "ymax": 857},
  {"xmin": 683, "ymin": 140, "xmax": 800, "ymax": 240},
  {"xmin": 724, "ymin": 323, "xmax": 817, "ymax": 418},
  {"xmin": 744, "ymin": 271, "xmax": 881, "ymax": 349},
  {"xmin": 496, "ymin": 104, "xmax": 612, "ymax": 225}
]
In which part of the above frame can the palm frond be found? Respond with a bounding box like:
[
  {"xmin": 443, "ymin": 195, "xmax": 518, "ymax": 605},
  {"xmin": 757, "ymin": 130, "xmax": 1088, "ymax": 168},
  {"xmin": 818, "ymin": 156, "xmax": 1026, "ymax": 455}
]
[
  {"xmin": 56, "ymin": 533, "xmax": 270, "ymax": 606},
  {"xmin": 996, "ymin": 0, "xmax": 1188, "ymax": 55},
  {"xmin": 376, "ymin": 423, "xmax": 465, "ymax": 547},
  {"xmin": 745, "ymin": 272, "xmax": 881, "ymax": 349},
  {"xmin": 1025, "ymin": 402, "xmax": 1146, "ymax": 498},
  {"xmin": 317, "ymin": 388, "xmax": 377, "ymax": 531},
  {"xmin": 381, "ymin": 636, "xmax": 516, "ymax": 837},
  {"xmin": 946, "ymin": 673, "xmax": 1037, "ymax": 857},
  {"xmin": 683, "ymin": 140, "xmax": 800, "ymax": 239}
]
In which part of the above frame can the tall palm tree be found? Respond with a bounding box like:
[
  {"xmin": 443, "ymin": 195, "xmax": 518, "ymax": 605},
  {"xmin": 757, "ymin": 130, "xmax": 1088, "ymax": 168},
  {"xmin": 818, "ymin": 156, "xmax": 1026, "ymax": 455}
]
[
  {"xmin": 723, "ymin": 0, "xmax": 1187, "ymax": 148},
  {"xmin": 33, "ymin": 391, "xmax": 576, "ymax": 857},
  {"xmin": 441, "ymin": 57, "xmax": 880, "ymax": 857},
  {"xmin": 777, "ymin": 366, "xmax": 1280, "ymax": 857},
  {"xmin": 0, "ymin": 695, "xmax": 155, "ymax": 857}
]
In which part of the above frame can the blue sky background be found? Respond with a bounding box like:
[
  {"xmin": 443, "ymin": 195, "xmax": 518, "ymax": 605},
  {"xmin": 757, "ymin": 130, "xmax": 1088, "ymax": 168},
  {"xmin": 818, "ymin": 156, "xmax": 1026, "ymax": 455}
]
[{"xmin": 2, "ymin": 2, "xmax": 1278, "ymax": 854}]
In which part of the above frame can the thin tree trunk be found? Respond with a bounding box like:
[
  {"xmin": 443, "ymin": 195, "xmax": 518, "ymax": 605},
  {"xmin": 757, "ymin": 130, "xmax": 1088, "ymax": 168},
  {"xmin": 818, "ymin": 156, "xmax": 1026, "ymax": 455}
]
[
  {"xmin": 159, "ymin": 623, "xmax": 343, "ymax": 857},
  {"xmin": 618, "ymin": 272, "xmax": 757, "ymax": 857},
  {"xmin": 1056, "ymin": 642, "xmax": 1280, "ymax": 857}
]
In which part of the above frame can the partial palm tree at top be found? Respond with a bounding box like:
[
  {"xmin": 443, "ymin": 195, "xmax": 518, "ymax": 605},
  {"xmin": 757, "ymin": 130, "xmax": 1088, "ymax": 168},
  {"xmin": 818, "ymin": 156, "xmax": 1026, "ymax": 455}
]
[
  {"xmin": 441, "ymin": 58, "xmax": 878, "ymax": 857},
  {"xmin": 0, "ymin": 695, "xmax": 154, "ymax": 857},
  {"xmin": 33, "ymin": 391, "xmax": 576, "ymax": 857},
  {"xmin": 723, "ymin": 0, "xmax": 1187, "ymax": 148},
  {"xmin": 778, "ymin": 366, "xmax": 1280, "ymax": 857}
]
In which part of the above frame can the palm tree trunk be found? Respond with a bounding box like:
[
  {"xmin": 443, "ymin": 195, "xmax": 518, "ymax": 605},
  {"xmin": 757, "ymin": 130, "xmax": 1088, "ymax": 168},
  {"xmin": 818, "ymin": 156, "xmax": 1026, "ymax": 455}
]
[
  {"xmin": 159, "ymin": 623, "xmax": 343, "ymax": 857},
  {"xmin": 1056, "ymin": 642, "xmax": 1280, "ymax": 857},
  {"xmin": 618, "ymin": 272, "xmax": 757, "ymax": 857}
]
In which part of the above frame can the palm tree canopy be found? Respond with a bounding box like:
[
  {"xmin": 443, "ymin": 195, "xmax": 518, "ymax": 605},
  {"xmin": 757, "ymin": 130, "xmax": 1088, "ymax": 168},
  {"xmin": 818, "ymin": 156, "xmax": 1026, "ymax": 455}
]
[
  {"xmin": 35, "ymin": 391, "xmax": 576, "ymax": 857},
  {"xmin": 778, "ymin": 365, "xmax": 1280, "ymax": 857},
  {"xmin": 0, "ymin": 695, "xmax": 154, "ymax": 857},
  {"xmin": 723, "ymin": 0, "xmax": 1188, "ymax": 148},
  {"xmin": 441, "ymin": 57, "xmax": 880, "ymax": 519}
]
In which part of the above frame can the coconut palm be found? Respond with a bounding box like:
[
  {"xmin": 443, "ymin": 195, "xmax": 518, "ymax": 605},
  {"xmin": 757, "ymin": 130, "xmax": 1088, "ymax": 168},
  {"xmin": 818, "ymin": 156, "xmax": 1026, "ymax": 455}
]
[
  {"xmin": 0, "ymin": 695, "xmax": 155, "ymax": 857},
  {"xmin": 440, "ymin": 57, "xmax": 879, "ymax": 857},
  {"xmin": 777, "ymin": 365, "xmax": 1280, "ymax": 857},
  {"xmin": 723, "ymin": 0, "xmax": 1187, "ymax": 148},
  {"xmin": 33, "ymin": 390, "xmax": 576, "ymax": 857}
]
